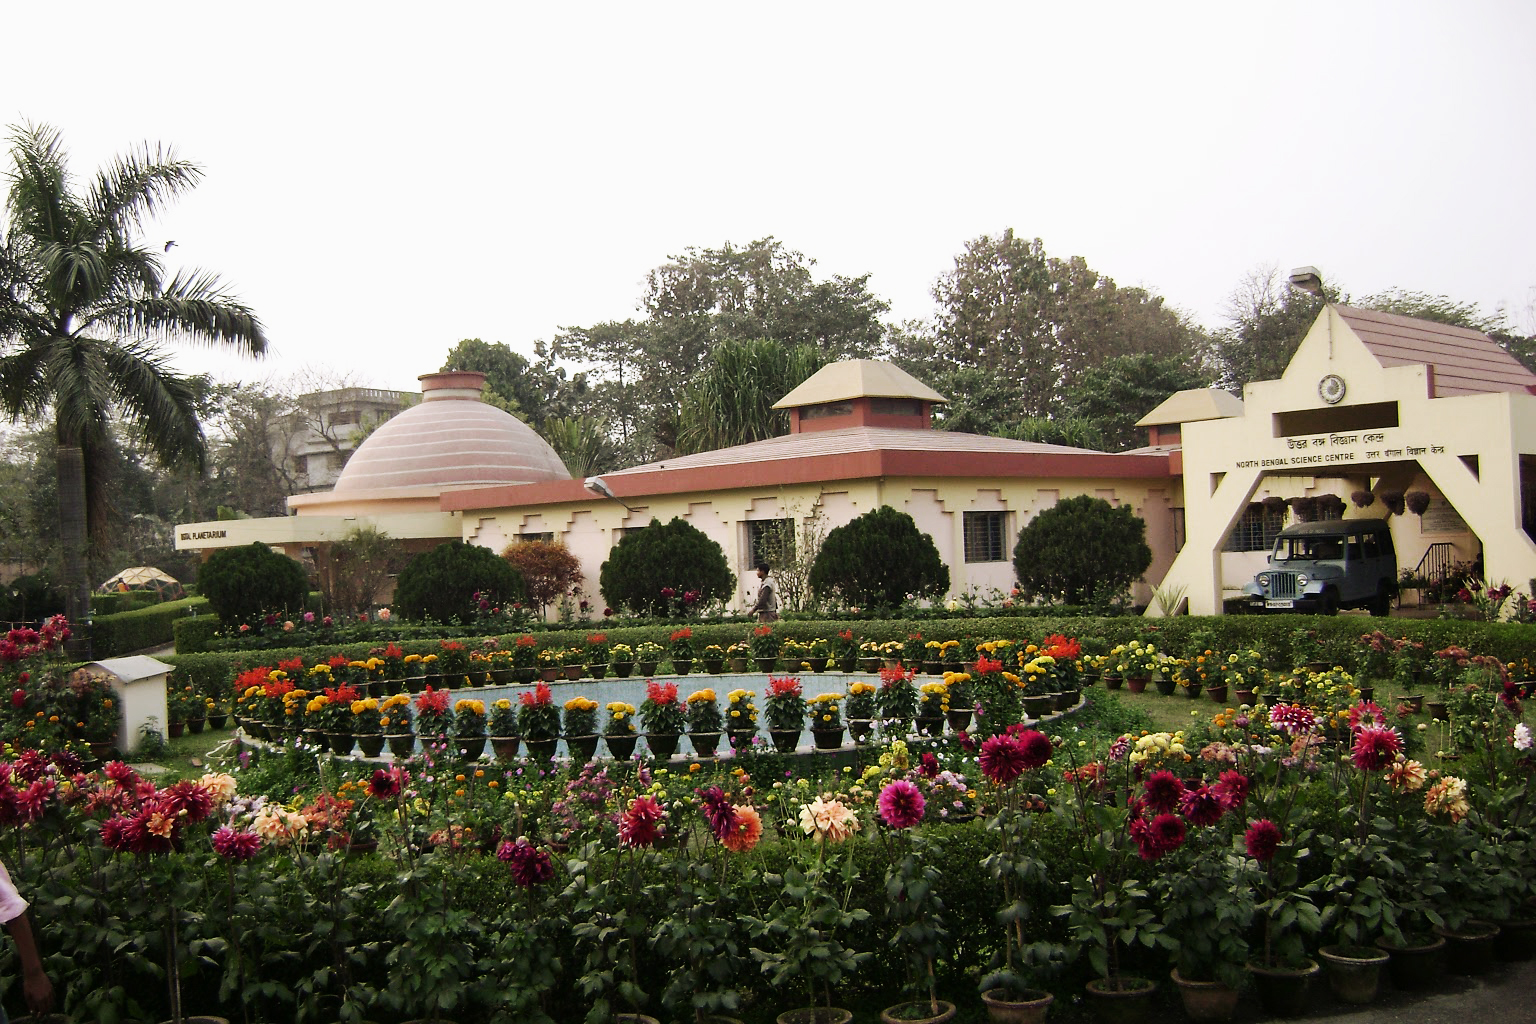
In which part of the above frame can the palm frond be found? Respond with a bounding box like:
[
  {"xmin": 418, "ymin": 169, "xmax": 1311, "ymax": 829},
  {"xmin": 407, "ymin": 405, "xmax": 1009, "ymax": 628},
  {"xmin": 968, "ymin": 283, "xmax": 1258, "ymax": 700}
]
[
  {"xmin": 99, "ymin": 340, "xmax": 206, "ymax": 470},
  {"xmin": 86, "ymin": 141, "xmax": 202, "ymax": 235},
  {"xmin": 112, "ymin": 268, "xmax": 267, "ymax": 354}
]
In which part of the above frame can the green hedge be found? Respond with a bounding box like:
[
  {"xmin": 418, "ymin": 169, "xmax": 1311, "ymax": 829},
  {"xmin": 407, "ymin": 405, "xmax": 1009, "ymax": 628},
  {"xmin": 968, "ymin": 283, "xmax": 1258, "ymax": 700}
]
[{"xmin": 89, "ymin": 597, "xmax": 208, "ymax": 658}]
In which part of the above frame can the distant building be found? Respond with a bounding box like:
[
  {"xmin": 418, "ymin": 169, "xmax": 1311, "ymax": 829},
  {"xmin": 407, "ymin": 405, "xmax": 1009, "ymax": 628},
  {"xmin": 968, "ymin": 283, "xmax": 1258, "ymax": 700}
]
[{"xmin": 275, "ymin": 387, "xmax": 414, "ymax": 493}]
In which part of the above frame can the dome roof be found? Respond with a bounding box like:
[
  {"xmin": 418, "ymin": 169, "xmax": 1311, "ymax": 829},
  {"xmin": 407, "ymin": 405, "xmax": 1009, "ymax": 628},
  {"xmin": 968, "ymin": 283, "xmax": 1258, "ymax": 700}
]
[{"xmin": 332, "ymin": 371, "xmax": 570, "ymax": 493}]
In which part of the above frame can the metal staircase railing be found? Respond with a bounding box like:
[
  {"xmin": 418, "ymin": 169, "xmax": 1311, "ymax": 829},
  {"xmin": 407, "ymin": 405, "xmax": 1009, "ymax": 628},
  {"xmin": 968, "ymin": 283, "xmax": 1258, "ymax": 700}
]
[{"xmin": 1402, "ymin": 542, "xmax": 1456, "ymax": 606}]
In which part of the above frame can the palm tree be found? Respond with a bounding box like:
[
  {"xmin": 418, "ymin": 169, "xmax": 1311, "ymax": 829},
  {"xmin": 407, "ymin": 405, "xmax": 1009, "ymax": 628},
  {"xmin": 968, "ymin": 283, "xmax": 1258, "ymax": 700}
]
[{"xmin": 0, "ymin": 123, "xmax": 267, "ymax": 624}]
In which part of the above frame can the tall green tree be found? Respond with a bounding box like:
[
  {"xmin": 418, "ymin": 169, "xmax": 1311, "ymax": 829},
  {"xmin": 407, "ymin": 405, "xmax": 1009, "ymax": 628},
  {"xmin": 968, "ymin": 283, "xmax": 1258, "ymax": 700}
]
[
  {"xmin": 440, "ymin": 336, "xmax": 586, "ymax": 430},
  {"xmin": 1057, "ymin": 352, "xmax": 1213, "ymax": 451},
  {"xmin": 555, "ymin": 238, "xmax": 890, "ymax": 465},
  {"xmin": 0, "ymin": 123, "xmax": 266, "ymax": 620},
  {"xmin": 1212, "ymin": 266, "xmax": 1338, "ymax": 391},
  {"xmin": 674, "ymin": 338, "xmax": 827, "ymax": 454},
  {"xmin": 903, "ymin": 230, "xmax": 1204, "ymax": 432}
]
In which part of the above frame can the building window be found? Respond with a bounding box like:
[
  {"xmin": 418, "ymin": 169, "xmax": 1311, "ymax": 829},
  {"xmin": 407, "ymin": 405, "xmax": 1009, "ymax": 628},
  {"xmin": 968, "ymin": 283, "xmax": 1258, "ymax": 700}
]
[
  {"xmin": 870, "ymin": 397, "xmax": 923, "ymax": 416},
  {"xmin": 800, "ymin": 401, "xmax": 852, "ymax": 420},
  {"xmin": 1224, "ymin": 504, "xmax": 1285, "ymax": 552},
  {"xmin": 963, "ymin": 511, "xmax": 1009, "ymax": 563},
  {"xmin": 746, "ymin": 519, "xmax": 795, "ymax": 568},
  {"xmin": 514, "ymin": 532, "xmax": 554, "ymax": 544},
  {"xmin": 329, "ymin": 410, "xmax": 361, "ymax": 427},
  {"xmin": 1172, "ymin": 508, "xmax": 1186, "ymax": 553}
]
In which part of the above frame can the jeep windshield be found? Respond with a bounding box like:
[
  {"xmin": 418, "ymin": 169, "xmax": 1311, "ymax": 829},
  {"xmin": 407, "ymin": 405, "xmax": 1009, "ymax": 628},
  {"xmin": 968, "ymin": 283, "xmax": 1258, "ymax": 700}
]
[{"xmin": 1270, "ymin": 536, "xmax": 1345, "ymax": 561}]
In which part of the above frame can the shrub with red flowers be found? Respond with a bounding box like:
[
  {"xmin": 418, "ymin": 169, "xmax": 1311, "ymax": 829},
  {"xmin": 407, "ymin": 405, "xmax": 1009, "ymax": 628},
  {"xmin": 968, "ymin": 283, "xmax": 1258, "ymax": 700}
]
[
  {"xmin": 517, "ymin": 682, "xmax": 561, "ymax": 740},
  {"xmin": 639, "ymin": 680, "xmax": 686, "ymax": 735},
  {"xmin": 764, "ymin": 676, "xmax": 806, "ymax": 732},
  {"xmin": 876, "ymin": 666, "xmax": 918, "ymax": 725},
  {"xmin": 411, "ymin": 687, "xmax": 453, "ymax": 736},
  {"xmin": 978, "ymin": 727, "xmax": 1057, "ymax": 998}
]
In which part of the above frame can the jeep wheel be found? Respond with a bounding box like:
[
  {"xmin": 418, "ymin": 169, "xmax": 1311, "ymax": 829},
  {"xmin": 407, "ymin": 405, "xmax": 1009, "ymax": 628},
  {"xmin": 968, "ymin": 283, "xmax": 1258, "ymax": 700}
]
[
  {"xmin": 1369, "ymin": 583, "xmax": 1393, "ymax": 617},
  {"xmin": 1318, "ymin": 589, "xmax": 1339, "ymax": 616}
]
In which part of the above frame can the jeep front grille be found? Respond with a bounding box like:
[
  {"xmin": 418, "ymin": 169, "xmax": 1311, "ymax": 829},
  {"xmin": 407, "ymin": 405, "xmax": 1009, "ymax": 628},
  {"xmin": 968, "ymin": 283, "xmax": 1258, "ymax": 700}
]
[{"xmin": 1268, "ymin": 572, "xmax": 1301, "ymax": 599}]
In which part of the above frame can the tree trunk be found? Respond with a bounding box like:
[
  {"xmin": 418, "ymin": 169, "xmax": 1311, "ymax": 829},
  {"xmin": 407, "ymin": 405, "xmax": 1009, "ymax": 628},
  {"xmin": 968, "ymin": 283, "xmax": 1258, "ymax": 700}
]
[{"xmin": 57, "ymin": 445, "xmax": 93, "ymax": 638}]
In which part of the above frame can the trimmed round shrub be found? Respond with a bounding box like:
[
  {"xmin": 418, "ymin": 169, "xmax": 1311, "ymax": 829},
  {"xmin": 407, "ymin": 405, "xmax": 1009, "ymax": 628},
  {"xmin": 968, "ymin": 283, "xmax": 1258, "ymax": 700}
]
[
  {"xmin": 1012, "ymin": 494, "xmax": 1151, "ymax": 606},
  {"xmin": 809, "ymin": 505, "xmax": 949, "ymax": 610},
  {"xmin": 393, "ymin": 541, "xmax": 525, "ymax": 623},
  {"xmin": 198, "ymin": 542, "xmax": 308, "ymax": 626},
  {"xmin": 598, "ymin": 517, "xmax": 735, "ymax": 616}
]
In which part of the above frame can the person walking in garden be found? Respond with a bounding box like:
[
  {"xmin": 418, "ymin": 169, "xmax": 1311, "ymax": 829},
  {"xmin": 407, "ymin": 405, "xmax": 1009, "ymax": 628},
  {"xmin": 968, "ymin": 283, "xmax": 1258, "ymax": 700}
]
[
  {"xmin": 0, "ymin": 856, "xmax": 52, "ymax": 1019},
  {"xmin": 752, "ymin": 561, "xmax": 779, "ymax": 622}
]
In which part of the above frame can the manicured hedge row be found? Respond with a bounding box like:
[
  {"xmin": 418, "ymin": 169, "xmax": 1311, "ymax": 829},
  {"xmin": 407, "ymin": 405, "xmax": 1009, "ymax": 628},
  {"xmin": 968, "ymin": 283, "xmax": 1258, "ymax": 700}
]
[
  {"xmin": 161, "ymin": 613, "xmax": 1536, "ymax": 695},
  {"xmin": 88, "ymin": 597, "xmax": 209, "ymax": 658}
]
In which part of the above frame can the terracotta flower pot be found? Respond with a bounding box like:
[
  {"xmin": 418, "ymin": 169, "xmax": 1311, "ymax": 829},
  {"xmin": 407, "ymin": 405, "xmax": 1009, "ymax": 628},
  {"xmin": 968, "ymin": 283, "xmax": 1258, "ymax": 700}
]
[
  {"xmin": 880, "ymin": 1000, "xmax": 956, "ymax": 1024},
  {"xmin": 689, "ymin": 731, "xmax": 722, "ymax": 758},
  {"xmin": 979, "ymin": 987, "xmax": 1053, "ymax": 1024},
  {"xmin": 769, "ymin": 728, "xmax": 802, "ymax": 753},
  {"xmin": 1154, "ymin": 678, "xmax": 1178, "ymax": 696},
  {"xmin": 1103, "ymin": 674, "xmax": 1123, "ymax": 690},
  {"xmin": 1375, "ymin": 932, "xmax": 1444, "ymax": 989},
  {"xmin": 1435, "ymin": 920, "xmax": 1499, "ymax": 974},
  {"xmin": 776, "ymin": 1009, "xmax": 852, "ymax": 1024},
  {"xmin": 1169, "ymin": 968, "xmax": 1239, "ymax": 1021},
  {"xmin": 1205, "ymin": 684, "xmax": 1228, "ymax": 704},
  {"xmin": 1247, "ymin": 958, "xmax": 1318, "ymax": 1018},
  {"xmin": 489, "ymin": 735, "xmax": 521, "ymax": 760},
  {"xmin": 567, "ymin": 733, "xmax": 600, "ymax": 762},
  {"xmin": 1125, "ymin": 676, "xmax": 1150, "ymax": 694},
  {"xmin": 1084, "ymin": 976, "xmax": 1157, "ymax": 1023},
  {"xmin": 1318, "ymin": 944, "xmax": 1388, "ymax": 1004},
  {"xmin": 811, "ymin": 726, "xmax": 845, "ymax": 750}
]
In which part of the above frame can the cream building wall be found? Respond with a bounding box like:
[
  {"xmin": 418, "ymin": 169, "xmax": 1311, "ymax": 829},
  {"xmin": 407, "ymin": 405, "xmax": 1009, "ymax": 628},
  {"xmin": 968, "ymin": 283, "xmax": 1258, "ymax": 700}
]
[
  {"xmin": 461, "ymin": 475, "xmax": 1178, "ymax": 615},
  {"xmin": 1155, "ymin": 306, "xmax": 1530, "ymax": 615}
]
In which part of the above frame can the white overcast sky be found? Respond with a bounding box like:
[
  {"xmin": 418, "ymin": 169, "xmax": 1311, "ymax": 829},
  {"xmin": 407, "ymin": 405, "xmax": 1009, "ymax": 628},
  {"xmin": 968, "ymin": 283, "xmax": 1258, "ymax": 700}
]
[{"xmin": 7, "ymin": 2, "xmax": 1534, "ymax": 395}]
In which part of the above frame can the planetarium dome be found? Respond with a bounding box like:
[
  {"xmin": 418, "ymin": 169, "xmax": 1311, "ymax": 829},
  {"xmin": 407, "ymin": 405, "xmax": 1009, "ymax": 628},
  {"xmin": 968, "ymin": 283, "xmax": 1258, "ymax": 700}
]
[{"xmin": 332, "ymin": 371, "xmax": 570, "ymax": 493}]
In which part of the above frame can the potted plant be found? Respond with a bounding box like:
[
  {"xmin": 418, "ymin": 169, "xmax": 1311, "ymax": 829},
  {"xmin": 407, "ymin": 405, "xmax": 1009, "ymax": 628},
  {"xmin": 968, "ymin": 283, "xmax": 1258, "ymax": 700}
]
[
  {"xmin": 780, "ymin": 639, "xmax": 810, "ymax": 672},
  {"xmin": 726, "ymin": 689, "xmax": 759, "ymax": 749},
  {"xmin": 452, "ymin": 698, "xmax": 487, "ymax": 761},
  {"xmin": 635, "ymin": 641, "xmax": 664, "ymax": 676},
  {"xmin": 685, "ymin": 688, "xmax": 724, "ymax": 757},
  {"xmin": 438, "ymin": 639, "xmax": 471, "ymax": 688},
  {"xmin": 916, "ymin": 682, "xmax": 948, "ymax": 736},
  {"xmin": 605, "ymin": 700, "xmax": 639, "ymax": 760},
  {"xmin": 537, "ymin": 647, "xmax": 563, "ymax": 682},
  {"xmin": 411, "ymin": 687, "xmax": 454, "ymax": 751},
  {"xmin": 833, "ymin": 630, "xmax": 860, "ymax": 672},
  {"xmin": 967, "ymin": 657, "xmax": 1020, "ymax": 736},
  {"xmin": 511, "ymin": 634, "xmax": 539, "ymax": 682},
  {"xmin": 878, "ymin": 777, "xmax": 953, "ymax": 1024},
  {"xmin": 751, "ymin": 625, "xmax": 780, "ymax": 670},
  {"xmin": 669, "ymin": 627, "xmax": 697, "ymax": 674},
  {"xmin": 805, "ymin": 637, "xmax": 831, "ymax": 672},
  {"xmin": 610, "ymin": 642, "xmax": 635, "ymax": 678},
  {"xmin": 1245, "ymin": 810, "xmax": 1324, "ymax": 1016},
  {"xmin": 727, "ymin": 641, "xmax": 752, "ymax": 673},
  {"xmin": 640, "ymin": 680, "xmax": 686, "ymax": 760},
  {"xmin": 380, "ymin": 693, "xmax": 415, "ymax": 757},
  {"xmin": 807, "ymin": 693, "xmax": 844, "ymax": 749},
  {"xmin": 350, "ymin": 696, "xmax": 386, "ymax": 758},
  {"xmin": 518, "ymin": 682, "xmax": 561, "ymax": 762},
  {"xmin": 877, "ymin": 666, "xmax": 919, "ymax": 736},
  {"xmin": 488, "ymin": 697, "xmax": 520, "ymax": 761},
  {"xmin": 584, "ymin": 634, "xmax": 610, "ymax": 679},
  {"xmin": 1109, "ymin": 642, "xmax": 1159, "ymax": 692},
  {"xmin": 765, "ymin": 676, "xmax": 806, "ymax": 752},
  {"xmin": 978, "ymin": 727, "xmax": 1061, "ymax": 1022},
  {"xmin": 561, "ymin": 646, "xmax": 586, "ymax": 680},
  {"xmin": 563, "ymin": 695, "xmax": 600, "ymax": 762},
  {"xmin": 701, "ymin": 644, "xmax": 727, "ymax": 675},
  {"xmin": 747, "ymin": 793, "xmax": 868, "ymax": 1024},
  {"xmin": 846, "ymin": 681, "xmax": 877, "ymax": 743}
]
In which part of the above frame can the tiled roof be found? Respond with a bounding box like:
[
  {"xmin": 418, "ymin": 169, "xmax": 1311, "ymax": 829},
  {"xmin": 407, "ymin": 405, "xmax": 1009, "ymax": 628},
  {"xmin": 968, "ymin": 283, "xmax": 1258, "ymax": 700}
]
[
  {"xmin": 772, "ymin": 360, "xmax": 948, "ymax": 408},
  {"xmin": 1336, "ymin": 305, "xmax": 1536, "ymax": 398},
  {"xmin": 606, "ymin": 426, "xmax": 1103, "ymax": 476}
]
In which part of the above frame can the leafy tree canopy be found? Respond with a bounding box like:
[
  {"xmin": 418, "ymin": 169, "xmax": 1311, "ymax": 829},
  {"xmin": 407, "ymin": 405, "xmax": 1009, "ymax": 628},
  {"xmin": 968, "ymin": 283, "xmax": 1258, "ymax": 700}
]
[
  {"xmin": 598, "ymin": 517, "xmax": 735, "ymax": 617},
  {"xmin": 502, "ymin": 540, "xmax": 585, "ymax": 617},
  {"xmin": 393, "ymin": 541, "xmax": 525, "ymax": 624},
  {"xmin": 895, "ymin": 230, "xmax": 1207, "ymax": 433},
  {"xmin": 199, "ymin": 542, "xmax": 308, "ymax": 625},
  {"xmin": 675, "ymin": 338, "xmax": 827, "ymax": 455},
  {"xmin": 440, "ymin": 337, "xmax": 587, "ymax": 431},
  {"xmin": 1012, "ymin": 494, "xmax": 1151, "ymax": 607},
  {"xmin": 809, "ymin": 505, "xmax": 949, "ymax": 610}
]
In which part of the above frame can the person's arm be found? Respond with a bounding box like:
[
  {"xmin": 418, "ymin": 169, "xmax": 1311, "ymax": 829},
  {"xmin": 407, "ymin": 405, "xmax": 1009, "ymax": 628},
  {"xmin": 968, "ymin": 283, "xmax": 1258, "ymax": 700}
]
[
  {"xmin": 751, "ymin": 581, "xmax": 769, "ymax": 613},
  {"xmin": 6, "ymin": 912, "xmax": 53, "ymax": 1013}
]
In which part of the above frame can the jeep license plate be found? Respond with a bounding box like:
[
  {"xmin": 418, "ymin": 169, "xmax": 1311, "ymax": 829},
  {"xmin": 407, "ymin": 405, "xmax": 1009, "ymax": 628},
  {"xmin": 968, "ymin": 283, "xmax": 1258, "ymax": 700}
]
[{"xmin": 1265, "ymin": 600, "xmax": 1295, "ymax": 609}]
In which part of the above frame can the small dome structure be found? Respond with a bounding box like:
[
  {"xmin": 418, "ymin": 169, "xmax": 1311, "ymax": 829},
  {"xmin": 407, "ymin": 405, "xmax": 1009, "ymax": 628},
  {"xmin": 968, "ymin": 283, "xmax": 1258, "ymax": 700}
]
[{"xmin": 332, "ymin": 371, "xmax": 570, "ymax": 493}]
